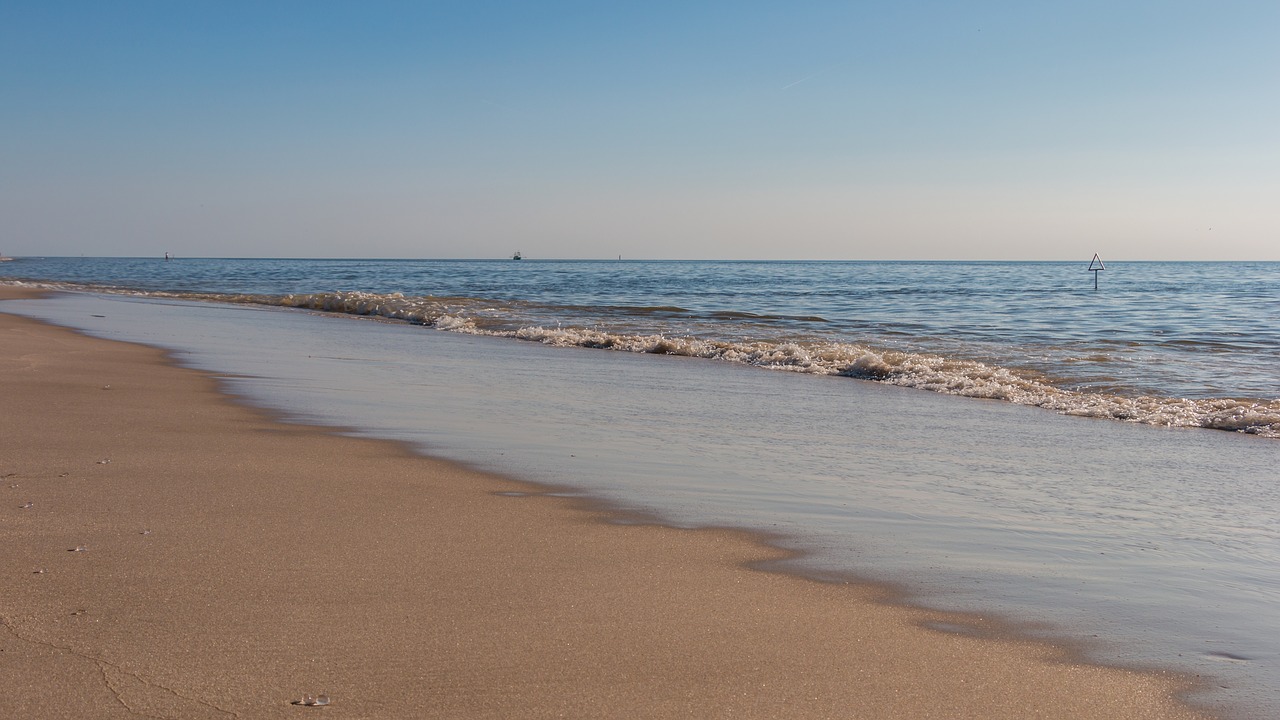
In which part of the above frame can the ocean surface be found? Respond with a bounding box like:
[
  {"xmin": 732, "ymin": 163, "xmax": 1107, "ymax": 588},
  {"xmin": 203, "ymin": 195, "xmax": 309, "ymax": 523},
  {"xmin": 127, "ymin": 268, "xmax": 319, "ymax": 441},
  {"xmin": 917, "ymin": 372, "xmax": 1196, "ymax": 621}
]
[
  {"xmin": 4, "ymin": 257, "xmax": 1279, "ymax": 717},
  {"xmin": 5, "ymin": 257, "xmax": 1279, "ymax": 436}
]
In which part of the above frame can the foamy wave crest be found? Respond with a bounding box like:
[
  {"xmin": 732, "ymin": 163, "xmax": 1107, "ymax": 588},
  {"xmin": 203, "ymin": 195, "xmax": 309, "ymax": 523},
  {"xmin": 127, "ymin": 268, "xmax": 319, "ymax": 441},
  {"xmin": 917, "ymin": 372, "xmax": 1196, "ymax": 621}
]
[
  {"xmin": 193, "ymin": 291, "xmax": 1280, "ymax": 438},
  {"xmin": 14, "ymin": 283, "xmax": 1276, "ymax": 438},
  {"xmin": 479, "ymin": 325, "xmax": 1279, "ymax": 438},
  {"xmin": 843, "ymin": 349, "xmax": 1279, "ymax": 436},
  {"xmin": 210, "ymin": 290, "xmax": 478, "ymax": 332},
  {"xmin": 260, "ymin": 291, "xmax": 460, "ymax": 326}
]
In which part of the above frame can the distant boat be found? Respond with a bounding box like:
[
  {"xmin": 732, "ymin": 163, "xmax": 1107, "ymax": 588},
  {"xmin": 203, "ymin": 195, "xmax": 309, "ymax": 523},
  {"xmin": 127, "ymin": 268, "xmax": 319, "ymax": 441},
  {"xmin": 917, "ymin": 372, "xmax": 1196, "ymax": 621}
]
[{"xmin": 512, "ymin": 251, "xmax": 523, "ymax": 261}]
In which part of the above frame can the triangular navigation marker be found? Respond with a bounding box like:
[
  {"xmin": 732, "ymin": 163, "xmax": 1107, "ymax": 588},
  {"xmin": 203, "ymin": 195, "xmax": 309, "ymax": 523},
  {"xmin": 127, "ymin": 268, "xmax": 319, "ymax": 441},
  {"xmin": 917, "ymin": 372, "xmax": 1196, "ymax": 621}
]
[{"xmin": 1088, "ymin": 253, "xmax": 1105, "ymax": 289}]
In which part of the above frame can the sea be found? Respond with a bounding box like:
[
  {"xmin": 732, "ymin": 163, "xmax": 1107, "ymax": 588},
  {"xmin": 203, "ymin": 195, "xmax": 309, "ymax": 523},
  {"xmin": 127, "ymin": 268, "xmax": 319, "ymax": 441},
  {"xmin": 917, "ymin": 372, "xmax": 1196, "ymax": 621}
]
[{"xmin": 3, "ymin": 257, "xmax": 1278, "ymax": 717}]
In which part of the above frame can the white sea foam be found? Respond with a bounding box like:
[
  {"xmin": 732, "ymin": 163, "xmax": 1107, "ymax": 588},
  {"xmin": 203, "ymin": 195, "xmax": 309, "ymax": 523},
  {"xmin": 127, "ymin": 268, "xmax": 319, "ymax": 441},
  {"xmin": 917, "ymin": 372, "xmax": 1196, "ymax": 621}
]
[{"xmin": 14, "ymin": 284, "xmax": 1279, "ymax": 438}]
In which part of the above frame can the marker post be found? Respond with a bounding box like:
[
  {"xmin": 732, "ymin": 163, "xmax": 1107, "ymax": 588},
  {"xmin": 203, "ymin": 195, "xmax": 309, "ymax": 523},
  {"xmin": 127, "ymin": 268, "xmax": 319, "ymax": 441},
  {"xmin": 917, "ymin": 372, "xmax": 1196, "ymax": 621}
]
[{"xmin": 1088, "ymin": 253, "xmax": 1105, "ymax": 290}]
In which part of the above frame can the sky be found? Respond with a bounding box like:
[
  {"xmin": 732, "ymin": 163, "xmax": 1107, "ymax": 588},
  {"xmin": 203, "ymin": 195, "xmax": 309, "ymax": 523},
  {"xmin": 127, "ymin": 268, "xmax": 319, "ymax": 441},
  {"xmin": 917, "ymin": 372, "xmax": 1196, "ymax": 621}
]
[{"xmin": 2, "ymin": 1, "xmax": 1277, "ymax": 260}]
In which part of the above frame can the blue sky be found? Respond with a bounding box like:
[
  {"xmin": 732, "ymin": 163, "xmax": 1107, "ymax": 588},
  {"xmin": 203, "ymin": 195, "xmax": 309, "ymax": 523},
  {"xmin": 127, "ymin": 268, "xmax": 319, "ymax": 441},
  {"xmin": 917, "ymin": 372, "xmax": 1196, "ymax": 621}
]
[{"xmin": 2, "ymin": 1, "xmax": 1277, "ymax": 259}]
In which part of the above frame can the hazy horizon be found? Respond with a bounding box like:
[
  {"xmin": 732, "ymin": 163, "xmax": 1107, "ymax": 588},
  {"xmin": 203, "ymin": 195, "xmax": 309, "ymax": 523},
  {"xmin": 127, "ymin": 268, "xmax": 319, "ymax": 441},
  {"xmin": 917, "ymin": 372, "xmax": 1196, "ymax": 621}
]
[
  {"xmin": 4, "ymin": 2, "xmax": 1277, "ymax": 261},
  {"xmin": 9, "ymin": 254, "xmax": 1273, "ymax": 264}
]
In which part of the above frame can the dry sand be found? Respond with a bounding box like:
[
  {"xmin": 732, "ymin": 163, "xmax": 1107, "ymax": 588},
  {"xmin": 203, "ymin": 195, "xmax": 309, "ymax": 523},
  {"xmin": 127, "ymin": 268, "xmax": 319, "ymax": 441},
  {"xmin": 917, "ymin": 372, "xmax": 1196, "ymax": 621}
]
[{"xmin": 0, "ymin": 286, "xmax": 1210, "ymax": 719}]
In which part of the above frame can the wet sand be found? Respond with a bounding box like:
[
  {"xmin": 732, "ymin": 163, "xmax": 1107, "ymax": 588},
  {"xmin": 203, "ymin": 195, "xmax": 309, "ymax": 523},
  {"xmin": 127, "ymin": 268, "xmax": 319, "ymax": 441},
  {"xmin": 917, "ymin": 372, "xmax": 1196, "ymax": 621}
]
[{"xmin": 0, "ymin": 286, "xmax": 1209, "ymax": 719}]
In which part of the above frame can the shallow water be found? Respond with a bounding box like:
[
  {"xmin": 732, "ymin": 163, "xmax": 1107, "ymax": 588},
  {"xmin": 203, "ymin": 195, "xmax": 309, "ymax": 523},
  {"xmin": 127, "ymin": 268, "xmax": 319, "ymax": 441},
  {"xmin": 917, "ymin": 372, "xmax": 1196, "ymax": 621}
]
[
  {"xmin": 4, "ymin": 257, "xmax": 1279, "ymax": 437},
  {"xmin": 6, "ymin": 291, "xmax": 1278, "ymax": 718}
]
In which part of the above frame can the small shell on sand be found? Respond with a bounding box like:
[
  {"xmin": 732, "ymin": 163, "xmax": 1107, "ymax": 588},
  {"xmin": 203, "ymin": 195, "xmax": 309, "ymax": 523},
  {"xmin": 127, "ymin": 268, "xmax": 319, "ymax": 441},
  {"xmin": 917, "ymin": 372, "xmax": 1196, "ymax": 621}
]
[
  {"xmin": 69, "ymin": 545, "xmax": 87, "ymax": 552},
  {"xmin": 291, "ymin": 692, "xmax": 331, "ymax": 707}
]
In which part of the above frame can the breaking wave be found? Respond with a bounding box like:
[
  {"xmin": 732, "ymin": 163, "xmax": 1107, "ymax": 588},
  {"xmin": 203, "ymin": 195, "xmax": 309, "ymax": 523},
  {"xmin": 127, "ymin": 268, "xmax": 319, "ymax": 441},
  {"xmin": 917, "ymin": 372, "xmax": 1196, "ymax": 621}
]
[
  {"xmin": 254, "ymin": 290, "xmax": 1279, "ymax": 439},
  {"xmin": 13, "ymin": 283, "xmax": 1280, "ymax": 438}
]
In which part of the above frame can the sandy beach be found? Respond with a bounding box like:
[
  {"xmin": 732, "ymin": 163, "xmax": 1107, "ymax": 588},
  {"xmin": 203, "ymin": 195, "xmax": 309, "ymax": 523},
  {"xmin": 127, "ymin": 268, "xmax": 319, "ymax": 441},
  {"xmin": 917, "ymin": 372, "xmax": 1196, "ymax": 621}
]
[{"xmin": 0, "ymin": 286, "xmax": 1210, "ymax": 719}]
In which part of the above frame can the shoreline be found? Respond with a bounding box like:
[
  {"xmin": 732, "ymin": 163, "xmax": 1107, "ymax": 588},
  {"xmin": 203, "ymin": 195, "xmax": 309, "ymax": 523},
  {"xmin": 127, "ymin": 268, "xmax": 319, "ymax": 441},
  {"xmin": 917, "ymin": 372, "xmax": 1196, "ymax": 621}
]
[
  {"xmin": 1, "ymin": 286, "xmax": 1213, "ymax": 718},
  {"xmin": 3, "ymin": 273, "xmax": 1276, "ymax": 442}
]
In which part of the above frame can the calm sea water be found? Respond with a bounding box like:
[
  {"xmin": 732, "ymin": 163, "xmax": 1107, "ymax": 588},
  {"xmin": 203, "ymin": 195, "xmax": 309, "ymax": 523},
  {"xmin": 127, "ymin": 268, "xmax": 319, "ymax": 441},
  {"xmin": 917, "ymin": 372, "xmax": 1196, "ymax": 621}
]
[
  {"xmin": 4, "ymin": 257, "xmax": 1280, "ymax": 717},
  {"xmin": 4, "ymin": 257, "xmax": 1279, "ymax": 437}
]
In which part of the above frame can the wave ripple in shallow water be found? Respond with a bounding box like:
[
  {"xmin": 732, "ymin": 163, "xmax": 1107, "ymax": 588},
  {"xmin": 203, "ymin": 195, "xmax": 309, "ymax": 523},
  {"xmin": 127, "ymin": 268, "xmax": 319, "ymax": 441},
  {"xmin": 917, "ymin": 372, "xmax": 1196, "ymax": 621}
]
[{"xmin": 240, "ymin": 288, "xmax": 1280, "ymax": 439}]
